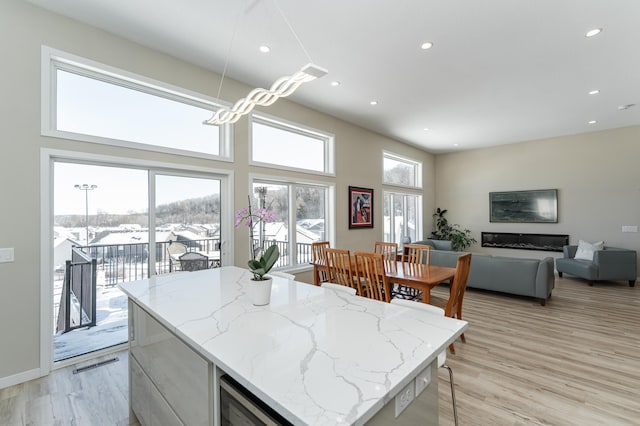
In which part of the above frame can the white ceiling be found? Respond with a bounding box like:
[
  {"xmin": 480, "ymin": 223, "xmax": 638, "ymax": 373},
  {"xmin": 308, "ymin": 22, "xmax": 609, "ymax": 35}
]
[{"xmin": 26, "ymin": 0, "xmax": 640, "ymax": 153}]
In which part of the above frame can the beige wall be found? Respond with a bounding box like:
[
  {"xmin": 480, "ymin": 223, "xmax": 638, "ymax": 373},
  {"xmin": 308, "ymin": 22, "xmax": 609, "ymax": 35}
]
[
  {"xmin": 0, "ymin": 0, "xmax": 435, "ymax": 382},
  {"xmin": 435, "ymin": 126, "xmax": 640, "ymax": 264}
]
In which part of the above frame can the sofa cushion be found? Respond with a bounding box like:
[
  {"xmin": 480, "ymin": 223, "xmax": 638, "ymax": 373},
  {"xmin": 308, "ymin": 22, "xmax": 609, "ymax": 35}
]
[
  {"xmin": 468, "ymin": 255, "xmax": 539, "ymax": 296},
  {"xmin": 429, "ymin": 249, "xmax": 463, "ymax": 268},
  {"xmin": 413, "ymin": 239, "xmax": 453, "ymax": 251},
  {"xmin": 574, "ymin": 239, "xmax": 604, "ymax": 261}
]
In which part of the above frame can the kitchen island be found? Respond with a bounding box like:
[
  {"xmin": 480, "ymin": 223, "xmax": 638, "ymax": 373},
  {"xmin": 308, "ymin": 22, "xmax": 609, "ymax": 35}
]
[{"xmin": 119, "ymin": 266, "xmax": 467, "ymax": 425}]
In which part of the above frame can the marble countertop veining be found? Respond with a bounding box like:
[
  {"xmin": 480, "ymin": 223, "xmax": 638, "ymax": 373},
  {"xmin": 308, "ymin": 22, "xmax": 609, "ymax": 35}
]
[{"xmin": 119, "ymin": 266, "xmax": 468, "ymax": 425}]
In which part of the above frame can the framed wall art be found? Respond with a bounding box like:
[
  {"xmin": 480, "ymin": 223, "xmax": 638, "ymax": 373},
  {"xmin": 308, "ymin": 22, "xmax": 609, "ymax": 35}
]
[
  {"xmin": 489, "ymin": 189, "xmax": 558, "ymax": 223},
  {"xmin": 348, "ymin": 186, "xmax": 373, "ymax": 229}
]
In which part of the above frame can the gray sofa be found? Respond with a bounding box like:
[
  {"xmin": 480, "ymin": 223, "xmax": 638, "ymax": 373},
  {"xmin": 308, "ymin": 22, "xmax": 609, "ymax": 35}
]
[
  {"xmin": 414, "ymin": 240, "xmax": 555, "ymax": 305},
  {"xmin": 555, "ymin": 245, "xmax": 637, "ymax": 287}
]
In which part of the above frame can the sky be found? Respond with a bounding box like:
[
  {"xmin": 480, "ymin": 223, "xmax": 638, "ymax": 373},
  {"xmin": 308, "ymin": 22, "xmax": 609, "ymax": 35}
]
[{"xmin": 54, "ymin": 162, "xmax": 220, "ymax": 216}]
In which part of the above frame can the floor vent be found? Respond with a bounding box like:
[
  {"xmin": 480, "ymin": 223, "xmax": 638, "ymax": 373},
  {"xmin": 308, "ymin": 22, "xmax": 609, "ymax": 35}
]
[{"xmin": 73, "ymin": 356, "xmax": 119, "ymax": 374}]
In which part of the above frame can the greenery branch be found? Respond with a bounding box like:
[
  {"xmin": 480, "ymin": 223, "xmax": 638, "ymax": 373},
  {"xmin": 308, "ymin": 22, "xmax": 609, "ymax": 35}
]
[{"xmin": 430, "ymin": 207, "xmax": 477, "ymax": 251}]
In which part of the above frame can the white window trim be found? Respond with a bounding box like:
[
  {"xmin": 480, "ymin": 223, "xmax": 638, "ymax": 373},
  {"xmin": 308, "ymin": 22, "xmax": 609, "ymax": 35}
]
[
  {"xmin": 383, "ymin": 190, "xmax": 423, "ymax": 244},
  {"xmin": 249, "ymin": 172, "xmax": 335, "ymax": 272},
  {"xmin": 382, "ymin": 150, "xmax": 423, "ymax": 189},
  {"xmin": 249, "ymin": 112, "xmax": 335, "ymax": 177},
  {"xmin": 40, "ymin": 45, "xmax": 233, "ymax": 162},
  {"xmin": 39, "ymin": 148, "xmax": 234, "ymax": 375}
]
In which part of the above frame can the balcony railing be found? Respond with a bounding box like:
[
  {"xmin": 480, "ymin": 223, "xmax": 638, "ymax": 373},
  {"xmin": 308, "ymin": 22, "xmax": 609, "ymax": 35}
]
[
  {"xmin": 256, "ymin": 239, "xmax": 314, "ymax": 268},
  {"xmin": 69, "ymin": 238, "xmax": 314, "ymax": 288},
  {"xmin": 56, "ymin": 247, "xmax": 97, "ymax": 334}
]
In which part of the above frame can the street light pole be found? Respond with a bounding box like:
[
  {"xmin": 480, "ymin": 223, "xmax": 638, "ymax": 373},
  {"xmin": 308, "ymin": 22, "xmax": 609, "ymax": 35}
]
[{"xmin": 74, "ymin": 184, "xmax": 97, "ymax": 245}]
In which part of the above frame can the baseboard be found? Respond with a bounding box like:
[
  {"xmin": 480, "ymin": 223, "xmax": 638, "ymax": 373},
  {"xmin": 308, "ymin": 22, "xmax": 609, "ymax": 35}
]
[{"xmin": 0, "ymin": 367, "xmax": 44, "ymax": 390}]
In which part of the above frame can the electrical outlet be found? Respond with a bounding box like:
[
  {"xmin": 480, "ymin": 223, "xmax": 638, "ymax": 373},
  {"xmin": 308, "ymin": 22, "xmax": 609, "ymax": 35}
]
[
  {"xmin": 415, "ymin": 365, "xmax": 431, "ymax": 396},
  {"xmin": 394, "ymin": 381, "xmax": 415, "ymax": 417},
  {"xmin": 0, "ymin": 248, "xmax": 14, "ymax": 263}
]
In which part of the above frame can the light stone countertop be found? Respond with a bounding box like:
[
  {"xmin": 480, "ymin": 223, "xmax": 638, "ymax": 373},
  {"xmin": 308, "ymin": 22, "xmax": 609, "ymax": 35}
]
[{"xmin": 119, "ymin": 266, "xmax": 468, "ymax": 425}]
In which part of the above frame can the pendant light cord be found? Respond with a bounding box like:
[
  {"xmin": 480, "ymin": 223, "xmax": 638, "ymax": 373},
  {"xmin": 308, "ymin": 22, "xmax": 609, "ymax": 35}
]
[
  {"xmin": 216, "ymin": 4, "xmax": 243, "ymax": 100},
  {"xmin": 273, "ymin": 0, "xmax": 314, "ymax": 64}
]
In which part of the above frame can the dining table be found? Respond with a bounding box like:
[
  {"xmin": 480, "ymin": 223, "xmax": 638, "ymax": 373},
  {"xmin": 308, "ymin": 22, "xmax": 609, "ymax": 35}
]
[
  {"xmin": 312, "ymin": 256, "xmax": 456, "ymax": 304},
  {"xmin": 384, "ymin": 260, "xmax": 456, "ymax": 304}
]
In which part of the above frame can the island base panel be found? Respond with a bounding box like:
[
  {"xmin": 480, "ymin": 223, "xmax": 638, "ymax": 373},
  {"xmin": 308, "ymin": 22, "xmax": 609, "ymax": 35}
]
[{"xmin": 366, "ymin": 362, "xmax": 439, "ymax": 426}]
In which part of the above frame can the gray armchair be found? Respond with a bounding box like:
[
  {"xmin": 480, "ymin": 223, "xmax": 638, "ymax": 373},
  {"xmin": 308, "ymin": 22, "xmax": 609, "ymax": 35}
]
[{"xmin": 556, "ymin": 245, "xmax": 637, "ymax": 287}]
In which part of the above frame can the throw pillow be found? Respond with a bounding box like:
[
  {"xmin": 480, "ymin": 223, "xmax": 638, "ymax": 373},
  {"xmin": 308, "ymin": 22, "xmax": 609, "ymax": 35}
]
[{"xmin": 574, "ymin": 239, "xmax": 604, "ymax": 261}]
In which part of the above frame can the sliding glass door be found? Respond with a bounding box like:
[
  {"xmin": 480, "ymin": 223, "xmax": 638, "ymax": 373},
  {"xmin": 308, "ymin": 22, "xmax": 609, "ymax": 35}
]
[
  {"xmin": 155, "ymin": 174, "xmax": 222, "ymax": 273},
  {"xmin": 52, "ymin": 160, "xmax": 224, "ymax": 363}
]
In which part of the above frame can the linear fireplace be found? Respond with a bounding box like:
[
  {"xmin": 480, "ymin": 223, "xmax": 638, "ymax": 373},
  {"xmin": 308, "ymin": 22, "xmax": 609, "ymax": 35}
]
[{"xmin": 481, "ymin": 232, "xmax": 569, "ymax": 252}]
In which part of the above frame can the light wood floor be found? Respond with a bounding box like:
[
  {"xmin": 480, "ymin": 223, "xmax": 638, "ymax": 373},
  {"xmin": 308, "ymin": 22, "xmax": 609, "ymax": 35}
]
[
  {"xmin": 0, "ymin": 352, "xmax": 136, "ymax": 426},
  {"xmin": 433, "ymin": 276, "xmax": 640, "ymax": 425},
  {"xmin": 1, "ymin": 275, "xmax": 638, "ymax": 425}
]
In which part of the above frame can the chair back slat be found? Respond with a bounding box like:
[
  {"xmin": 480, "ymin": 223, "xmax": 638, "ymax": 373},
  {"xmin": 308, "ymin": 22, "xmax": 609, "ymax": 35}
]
[
  {"xmin": 311, "ymin": 241, "xmax": 331, "ymax": 284},
  {"xmin": 402, "ymin": 243, "xmax": 431, "ymax": 265},
  {"xmin": 354, "ymin": 251, "xmax": 390, "ymax": 302},
  {"xmin": 325, "ymin": 248, "xmax": 360, "ymax": 294},
  {"xmin": 374, "ymin": 241, "xmax": 398, "ymax": 261}
]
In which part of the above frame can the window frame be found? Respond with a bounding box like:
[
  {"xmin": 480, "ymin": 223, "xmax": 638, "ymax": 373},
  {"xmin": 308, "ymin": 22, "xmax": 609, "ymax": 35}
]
[
  {"xmin": 41, "ymin": 46, "xmax": 233, "ymax": 161},
  {"xmin": 40, "ymin": 147, "xmax": 234, "ymax": 373},
  {"xmin": 383, "ymin": 190, "xmax": 423, "ymax": 245},
  {"xmin": 382, "ymin": 151, "xmax": 422, "ymax": 189},
  {"xmin": 249, "ymin": 112, "xmax": 335, "ymax": 176},
  {"xmin": 249, "ymin": 173, "xmax": 335, "ymax": 272}
]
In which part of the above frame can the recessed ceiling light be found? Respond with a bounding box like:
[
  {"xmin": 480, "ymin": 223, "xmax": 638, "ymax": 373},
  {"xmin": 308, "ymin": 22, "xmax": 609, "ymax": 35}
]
[
  {"xmin": 588, "ymin": 89, "xmax": 600, "ymax": 95},
  {"xmin": 258, "ymin": 45, "xmax": 271, "ymax": 53},
  {"xmin": 420, "ymin": 41, "xmax": 434, "ymax": 50},
  {"xmin": 588, "ymin": 120, "xmax": 597, "ymax": 125},
  {"xmin": 453, "ymin": 143, "xmax": 459, "ymax": 147},
  {"xmin": 370, "ymin": 100, "xmax": 378, "ymax": 105},
  {"xmin": 331, "ymin": 81, "xmax": 340, "ymax": 87},
  {"xmin": 585, "ymin": 28, "xmax": 602, "ymax": 38},
  {"xmin": 423, "ymin": 127, "xmax": 430, "ymax": 131}
]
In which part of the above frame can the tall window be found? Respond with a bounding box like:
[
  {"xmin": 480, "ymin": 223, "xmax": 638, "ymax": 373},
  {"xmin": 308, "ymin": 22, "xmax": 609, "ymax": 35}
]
[
  {"xmin": 43, "ymin": 47, "xmax": 231, "ymax": 159},
  {"xmin": 383, "ymin": 192, "xmax": 421, "ymax": 245},
  {"xmin": 250, "ymin": 114, "xmax": 334, "ymax": 175},
  {"xmin": 382, "ymin": 152, "xmax": 422, "ymax": 244},
  {"xmin": 251, "ymin": 178, "xmax": 332, "ymax": 268}
]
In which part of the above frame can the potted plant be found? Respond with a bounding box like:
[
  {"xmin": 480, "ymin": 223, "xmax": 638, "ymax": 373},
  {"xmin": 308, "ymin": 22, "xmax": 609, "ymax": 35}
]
[
  {"xmin": 430, "ymin": 207, "xmax": 477, "ymax": 251},
  {"xmin": 235, "ymin": 198, "xmax": 280, "ymax": 305},
  {"xmin": 247, "ymin": 244, "xmax": 280, "ymax": 281}
]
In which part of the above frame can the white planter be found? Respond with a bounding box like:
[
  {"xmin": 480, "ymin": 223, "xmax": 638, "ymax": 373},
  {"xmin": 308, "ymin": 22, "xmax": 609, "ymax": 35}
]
[{"xmin": 248, "ymin": 277, "xmax": 273, "ymax": 306}]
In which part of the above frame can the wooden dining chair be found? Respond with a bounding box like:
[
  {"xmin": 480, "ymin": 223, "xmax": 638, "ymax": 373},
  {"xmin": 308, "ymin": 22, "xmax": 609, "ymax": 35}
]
[
  {"xmin": 311, "ymin": 241, "xmax": 331, "ymax": 285},
  {"xmin": 430, "ymin": 253, "xmax": 472, "ymax": 354},
  {"xmin": 353, "ymin": 251, "xmax": 391, "ymax": 302},
  {"xmin": 325, "ymin": 248, "xmax": 361, "ymax": 294},
  {"xmin": 373, "ymin": 241, "xmax": 398, "ymax": 261},
  {"xmin": 391, "ymin": 298, "xmax": 460, "ymax": 426},
  {"xmin": 402, "ymin": 243, "xmax": 431, "ymax": 265},
  {"xmin": 392, "ymin": 243, "xmax": 432, "ymax": 300}
]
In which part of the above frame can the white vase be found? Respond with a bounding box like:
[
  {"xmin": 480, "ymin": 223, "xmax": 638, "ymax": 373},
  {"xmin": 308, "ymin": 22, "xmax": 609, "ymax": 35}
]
[{"xmin": 248, "ymin": 277, "xmax": 273, "ymax": 306}]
